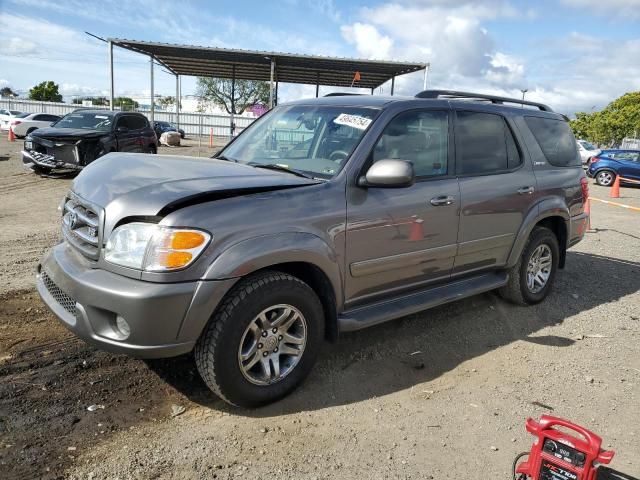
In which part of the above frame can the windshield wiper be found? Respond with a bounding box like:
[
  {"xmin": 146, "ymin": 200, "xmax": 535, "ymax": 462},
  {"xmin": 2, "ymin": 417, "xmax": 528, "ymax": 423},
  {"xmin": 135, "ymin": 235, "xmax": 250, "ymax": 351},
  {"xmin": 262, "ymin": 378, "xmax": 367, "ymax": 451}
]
[{"xmin": 250, "ymin": 163, "xmax": 315, "ymax": 179}]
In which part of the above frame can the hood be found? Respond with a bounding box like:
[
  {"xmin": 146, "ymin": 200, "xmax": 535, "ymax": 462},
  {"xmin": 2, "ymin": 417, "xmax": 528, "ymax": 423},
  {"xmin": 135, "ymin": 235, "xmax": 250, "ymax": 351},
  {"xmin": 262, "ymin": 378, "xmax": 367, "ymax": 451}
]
[
  {"xmin": 71, "ymin": 153, "xmax": 319, "ymax": 231},
  {"xmin": 30, "ymin": 127, "xmax": 106, "ymax": 140}
]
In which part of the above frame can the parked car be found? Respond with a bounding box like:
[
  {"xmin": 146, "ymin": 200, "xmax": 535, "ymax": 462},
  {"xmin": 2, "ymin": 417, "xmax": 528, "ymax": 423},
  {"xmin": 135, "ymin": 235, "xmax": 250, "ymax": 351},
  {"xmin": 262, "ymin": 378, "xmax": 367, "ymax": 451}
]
[
  {"xmin": 576, "ymin": 139, "xmax": 600, "ymax": 165},
  {"xmin": 587, "ymin": 149, "xmax": 640, "ymax": 186},
  {"xmin": 0, "ymin": 108, "xmax": 24, "ymax": 131},
  {"xmin": 22, "ymin": 110, "xmax": 158, "ymax": 174},
  {"xmin": 154, "ymin": 121, "xmax": 185, "ymax": 139},
  {"xmin": 10, "ymin": 112, "xmax": 61, "ymax": 138},
  {"xmin": 36, "ymin": 90, "xmax": 589, "ymax": 407}
]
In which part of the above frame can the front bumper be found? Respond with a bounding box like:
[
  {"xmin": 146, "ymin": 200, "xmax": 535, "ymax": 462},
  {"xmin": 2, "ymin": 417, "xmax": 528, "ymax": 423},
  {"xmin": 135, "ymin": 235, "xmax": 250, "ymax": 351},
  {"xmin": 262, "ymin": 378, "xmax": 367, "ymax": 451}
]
[
  {"xmin": 37, "ymin": 242, "xmax": 236, "ymax": 358},
  {"xmin": 22, "ymin": 149, "xmax": 82, "ymax": 172}
]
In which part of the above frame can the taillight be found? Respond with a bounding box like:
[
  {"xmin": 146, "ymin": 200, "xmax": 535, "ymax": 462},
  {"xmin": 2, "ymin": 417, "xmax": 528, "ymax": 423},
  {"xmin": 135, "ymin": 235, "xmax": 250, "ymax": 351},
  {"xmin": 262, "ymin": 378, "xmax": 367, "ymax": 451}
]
[
  {"xmin": 11, "ymin": 120, "xmax": 21, "ymax": 126},
  {"xmin": 590, "ymin": 156, "xmax": 600, "ymax": 164},
  {"xmin": 580, "ymin": 177, "xmax": 589, "ymax": 203}
]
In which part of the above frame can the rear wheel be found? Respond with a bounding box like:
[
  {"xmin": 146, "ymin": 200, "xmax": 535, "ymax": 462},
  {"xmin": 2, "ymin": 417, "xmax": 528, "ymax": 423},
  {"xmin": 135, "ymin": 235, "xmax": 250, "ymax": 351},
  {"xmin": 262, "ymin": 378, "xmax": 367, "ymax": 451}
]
[
  {"xmin": 148, "ymin": 144, "xmax": 157, "ymax": 154},
  {"xmin": 595, "ymin": 170, "xmax": 615, "ymax": 186},
  {"xmin": 195, "ymin": 271, "xmax": 324, "ymax": 407},
  {"xmin": 499, "ymin": 226, "xmax": 559, "ymax": 305}
]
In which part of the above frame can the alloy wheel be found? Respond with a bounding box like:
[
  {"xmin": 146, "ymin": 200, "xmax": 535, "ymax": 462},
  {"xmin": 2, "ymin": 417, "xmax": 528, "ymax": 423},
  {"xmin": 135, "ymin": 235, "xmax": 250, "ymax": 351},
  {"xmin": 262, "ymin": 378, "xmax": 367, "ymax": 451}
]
[{"xmin": 526, "ymin": 244, "xmax": 552, "ymax": 294}]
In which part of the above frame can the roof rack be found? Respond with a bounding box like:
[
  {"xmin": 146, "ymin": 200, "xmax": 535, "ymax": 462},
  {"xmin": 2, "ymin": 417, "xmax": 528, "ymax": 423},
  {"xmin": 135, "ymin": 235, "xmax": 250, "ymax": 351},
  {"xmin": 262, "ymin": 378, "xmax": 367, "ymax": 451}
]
[
  {"xmin": 324, "ymin": 92, "xmax": 365, "ymax": 97},
  {"xmin": 415, "ymin": 89, "xmax": 553, "ymax": 112}
]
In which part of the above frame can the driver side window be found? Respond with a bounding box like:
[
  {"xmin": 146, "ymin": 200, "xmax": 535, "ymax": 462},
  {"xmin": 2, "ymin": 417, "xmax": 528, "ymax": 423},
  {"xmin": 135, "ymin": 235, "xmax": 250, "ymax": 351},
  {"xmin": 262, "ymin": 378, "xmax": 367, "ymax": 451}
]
[{"xmin": 372, "ymin": 110, "xmax": 449, "ymax": 177}]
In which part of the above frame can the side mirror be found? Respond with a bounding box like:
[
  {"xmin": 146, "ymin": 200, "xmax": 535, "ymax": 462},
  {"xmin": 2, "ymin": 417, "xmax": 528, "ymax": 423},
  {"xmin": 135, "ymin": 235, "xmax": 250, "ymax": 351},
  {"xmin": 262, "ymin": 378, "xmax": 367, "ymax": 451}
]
[
  {"xmin": 358, "ymin": 159, "xmax": 415, "ymax": 188},
  {"xmin": 116, "ymin": 126, "xmax": 128, "ymax": 133}
]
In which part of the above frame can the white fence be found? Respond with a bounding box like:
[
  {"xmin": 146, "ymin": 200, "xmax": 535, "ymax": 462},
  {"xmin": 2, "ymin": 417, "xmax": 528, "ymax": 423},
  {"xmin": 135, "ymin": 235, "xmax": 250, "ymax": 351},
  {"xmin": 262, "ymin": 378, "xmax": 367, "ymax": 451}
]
[
  {"xmin": 621, "ymin": 137, "xmax": 640, "ymax": 150},
  {"xmin": 0, "ymin": 98, "xmax": 257, "ymax": 139}
]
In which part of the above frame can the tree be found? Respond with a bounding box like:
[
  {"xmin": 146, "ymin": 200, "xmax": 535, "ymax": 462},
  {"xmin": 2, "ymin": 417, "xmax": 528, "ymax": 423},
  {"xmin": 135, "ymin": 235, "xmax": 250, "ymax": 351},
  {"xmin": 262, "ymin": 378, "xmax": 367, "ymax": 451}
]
[
  {"xmin": 28, "ymin": 81, "xmax": 63, "ymax": 102},
  {"xmin": 570, "ymin": 92, "xmax": 640, "ymax": 146},
  {"xmin": 72, "ymin": 96, "xmax": 108, "ymax": 106},
  {"xmin": 112, "ymin": 97, "xmax": 138, "ymax": 110},
  {"xmin": 157, "ymin": 96, "xmax": 181, "ymax": 109},
  {"xmin": 195, "ymin": 77, "xmax": 270, "ymax": 114},
  {"xmin": 0, "ymin": 86, "xmax": 17, "ymax": 98}
]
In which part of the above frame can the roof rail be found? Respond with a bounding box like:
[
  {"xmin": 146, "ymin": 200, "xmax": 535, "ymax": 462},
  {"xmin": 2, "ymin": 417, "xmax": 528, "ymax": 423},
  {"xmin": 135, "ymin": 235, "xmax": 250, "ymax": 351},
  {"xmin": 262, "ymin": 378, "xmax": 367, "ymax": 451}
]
[
  {"xmin": 324, "ymin": 92, "xmax": 365, "ymax": 97},
  {"xmin": 415, "ymin": 89, "xmax": 553, "ymax": 112}
]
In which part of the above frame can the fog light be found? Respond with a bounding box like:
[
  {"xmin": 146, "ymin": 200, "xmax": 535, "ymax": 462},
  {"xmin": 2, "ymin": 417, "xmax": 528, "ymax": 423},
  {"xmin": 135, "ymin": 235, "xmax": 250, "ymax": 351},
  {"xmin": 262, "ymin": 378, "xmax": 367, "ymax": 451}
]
[{"xmin": 115, "ymin": 315, "xmax": 130, "ymax": 338}]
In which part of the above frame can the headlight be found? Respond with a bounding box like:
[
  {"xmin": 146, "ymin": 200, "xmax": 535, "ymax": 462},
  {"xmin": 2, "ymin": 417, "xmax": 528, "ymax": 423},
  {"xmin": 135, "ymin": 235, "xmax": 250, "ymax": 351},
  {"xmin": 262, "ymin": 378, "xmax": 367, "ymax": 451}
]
[{"xmin": 104, "ymin": 223, "xmax": 211, "ymax": 271}]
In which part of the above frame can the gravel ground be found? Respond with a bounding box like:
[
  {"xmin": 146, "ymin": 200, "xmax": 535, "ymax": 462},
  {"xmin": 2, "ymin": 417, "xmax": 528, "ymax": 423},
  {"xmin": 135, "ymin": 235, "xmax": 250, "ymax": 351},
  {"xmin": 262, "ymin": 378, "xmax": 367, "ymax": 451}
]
[{"xmin": 0, "ymin": 135, "xmax": 638, "ymax": 479}]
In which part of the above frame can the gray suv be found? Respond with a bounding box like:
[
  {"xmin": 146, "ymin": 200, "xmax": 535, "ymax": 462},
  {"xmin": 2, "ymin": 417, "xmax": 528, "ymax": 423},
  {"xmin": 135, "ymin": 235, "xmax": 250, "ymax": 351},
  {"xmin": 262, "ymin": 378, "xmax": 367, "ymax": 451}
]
[{"xmin": 36, "ymin": 90, "xmax": 589, "ymax": 407}]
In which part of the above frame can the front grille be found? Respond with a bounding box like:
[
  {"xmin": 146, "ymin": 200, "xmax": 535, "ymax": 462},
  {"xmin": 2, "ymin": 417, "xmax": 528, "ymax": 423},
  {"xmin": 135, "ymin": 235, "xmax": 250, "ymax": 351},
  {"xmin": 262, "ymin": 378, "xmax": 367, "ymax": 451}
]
[
  {"xmin": 41, "ymin": 270, "xmax": 76, "ymax": 316},
  {"xmin": 62, "ymin": 194, "xmax": 101, "ymax": 260}
]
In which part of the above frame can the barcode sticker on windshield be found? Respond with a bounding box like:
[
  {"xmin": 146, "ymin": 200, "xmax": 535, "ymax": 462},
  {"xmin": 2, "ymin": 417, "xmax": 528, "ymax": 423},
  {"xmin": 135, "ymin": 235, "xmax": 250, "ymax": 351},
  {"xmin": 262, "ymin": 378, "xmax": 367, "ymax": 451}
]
[{"xmin": 333, "ymin": 113, "xmax": 372, "ymax": 130}]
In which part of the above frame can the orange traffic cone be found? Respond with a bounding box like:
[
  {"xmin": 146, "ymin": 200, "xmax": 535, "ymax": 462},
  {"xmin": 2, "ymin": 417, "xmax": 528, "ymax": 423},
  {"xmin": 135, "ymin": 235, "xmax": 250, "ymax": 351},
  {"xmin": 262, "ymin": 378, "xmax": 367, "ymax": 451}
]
[
  {"xmin": 8, "ymin": 126, "xmax": 15, "ymax": 142},
  {"xmin": 609, "ymin": 176, "xmax": 620, "ymax": 198},
  {"xmin": 408, "ymin": 217, "xmax": 424, "ymax": 242},
  {"xmin": 584, "ymin": 198, "xmax": 594, "ymax": 232}
]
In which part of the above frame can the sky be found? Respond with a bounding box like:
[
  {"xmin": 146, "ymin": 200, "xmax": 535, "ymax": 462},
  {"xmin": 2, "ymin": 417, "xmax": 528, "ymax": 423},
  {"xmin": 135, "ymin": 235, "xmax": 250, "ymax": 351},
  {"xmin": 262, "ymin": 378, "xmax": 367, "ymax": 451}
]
[{"xmin": 1, "ymin": 0, "xmax": 639, "ymax": 115}]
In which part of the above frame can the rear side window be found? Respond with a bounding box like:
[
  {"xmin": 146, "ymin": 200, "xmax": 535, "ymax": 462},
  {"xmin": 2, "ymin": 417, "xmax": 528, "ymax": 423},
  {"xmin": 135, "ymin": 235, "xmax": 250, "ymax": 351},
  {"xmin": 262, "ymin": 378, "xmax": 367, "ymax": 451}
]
[
  {"xmin": 455, "ymin": 111, "xmax": 521, "ymax": 175},
  {"xmin": 524, "ymin": 116, "xmax": 579, "ymax": 167},
  {"xmin": 128, "ymin": 115, "xmax": 148, "ymax": 130}
]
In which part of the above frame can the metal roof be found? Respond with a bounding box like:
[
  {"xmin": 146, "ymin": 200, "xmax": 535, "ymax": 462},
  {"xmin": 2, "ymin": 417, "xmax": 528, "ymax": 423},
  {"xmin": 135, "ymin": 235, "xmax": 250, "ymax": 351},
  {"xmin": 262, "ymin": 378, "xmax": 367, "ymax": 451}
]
[{"xmin": 108, "ymin": 38, "xmax": 427, "ymax": 89}]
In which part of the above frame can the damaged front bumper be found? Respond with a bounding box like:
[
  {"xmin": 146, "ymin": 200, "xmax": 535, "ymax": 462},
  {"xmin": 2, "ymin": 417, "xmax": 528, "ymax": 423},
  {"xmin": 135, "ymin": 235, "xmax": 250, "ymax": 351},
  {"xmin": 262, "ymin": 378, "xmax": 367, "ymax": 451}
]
[{"xmin": 22, "ymin": 149, "xmax": 83, "ymax": 172}]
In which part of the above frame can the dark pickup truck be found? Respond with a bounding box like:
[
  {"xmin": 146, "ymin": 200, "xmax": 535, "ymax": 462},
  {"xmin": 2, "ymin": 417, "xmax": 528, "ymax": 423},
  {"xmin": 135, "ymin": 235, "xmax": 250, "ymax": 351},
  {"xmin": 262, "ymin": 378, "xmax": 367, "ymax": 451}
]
[
  {"xmin": 36, "ymin": 90, "xmax": 589, "ymax": 407},
  {"xmin": 22, "ymin": 109, "xmax": 157, "ymax": 174}
]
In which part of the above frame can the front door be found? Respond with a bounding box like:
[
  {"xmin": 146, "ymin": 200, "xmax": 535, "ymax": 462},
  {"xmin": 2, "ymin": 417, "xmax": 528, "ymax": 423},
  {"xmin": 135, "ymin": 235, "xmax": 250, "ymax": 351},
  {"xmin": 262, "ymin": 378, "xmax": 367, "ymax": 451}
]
[
  {"xmin": 345, "ymin": 109, "xmax": 459, "ymax": 306},
  {"xmin": 452, "ymin": 109, "xmax": 537, "ymax": 275}
]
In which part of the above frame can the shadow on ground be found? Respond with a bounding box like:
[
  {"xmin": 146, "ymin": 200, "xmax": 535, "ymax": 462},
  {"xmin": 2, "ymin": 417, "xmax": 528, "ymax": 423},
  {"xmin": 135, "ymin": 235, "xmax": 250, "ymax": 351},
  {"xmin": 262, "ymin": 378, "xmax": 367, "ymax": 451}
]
[{"xmin": 146, "ymin": 251, "xmax": 640, "ymax": 415}]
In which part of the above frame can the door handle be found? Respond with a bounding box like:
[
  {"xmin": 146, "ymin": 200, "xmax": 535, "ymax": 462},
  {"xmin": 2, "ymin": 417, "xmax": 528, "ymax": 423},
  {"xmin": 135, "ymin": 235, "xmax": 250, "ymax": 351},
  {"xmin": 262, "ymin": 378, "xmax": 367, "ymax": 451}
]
[
  {"xmin": 517, "ymin": 186, "xmax": 535, "ymax": 195},
  {"xmin": 430, "ymin": 195, "xmax": 455, "ymax": 206}
]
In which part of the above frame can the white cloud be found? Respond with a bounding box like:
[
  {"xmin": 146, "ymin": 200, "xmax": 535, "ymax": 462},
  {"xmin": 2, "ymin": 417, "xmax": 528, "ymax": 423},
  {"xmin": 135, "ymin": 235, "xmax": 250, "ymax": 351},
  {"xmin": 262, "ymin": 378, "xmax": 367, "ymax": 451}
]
[
  {"xmin": 341, "ymin": 23, "xmax": 394, "ymax": 60},
  {"xmin": 561, "ymin": 0, "xmax": 640, "ymax": 19}
]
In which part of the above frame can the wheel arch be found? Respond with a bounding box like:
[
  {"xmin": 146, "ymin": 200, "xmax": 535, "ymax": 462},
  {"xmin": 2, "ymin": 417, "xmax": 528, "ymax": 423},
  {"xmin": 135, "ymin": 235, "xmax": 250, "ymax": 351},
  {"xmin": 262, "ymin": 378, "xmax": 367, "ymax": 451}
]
[
  {"xmin": 507, "ymin": 200, "xmax": 569, "ymax": 269},
  {"xmin": 202, "ymin": 233, "xmax": 343, "ymax": 341}
]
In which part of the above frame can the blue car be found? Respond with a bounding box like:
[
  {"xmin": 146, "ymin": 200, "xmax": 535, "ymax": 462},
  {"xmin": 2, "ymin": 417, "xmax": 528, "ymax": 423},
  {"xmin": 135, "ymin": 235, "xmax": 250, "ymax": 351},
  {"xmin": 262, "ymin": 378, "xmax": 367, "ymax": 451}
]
[{"xmin": 587, "ymin": 149, "xmax": 640, "ymax": 186}]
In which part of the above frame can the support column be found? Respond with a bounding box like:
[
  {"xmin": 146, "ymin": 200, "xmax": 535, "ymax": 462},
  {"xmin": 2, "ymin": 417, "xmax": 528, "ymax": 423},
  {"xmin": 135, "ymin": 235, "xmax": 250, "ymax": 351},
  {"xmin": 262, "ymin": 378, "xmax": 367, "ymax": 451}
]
[
  {"xmin": 315, "ymin": 72, "xmax": 319, "ymax": 97},
  {"xmin": 108, "ymin": 41, "xmax": 114, "ymax": 110},
  {"xmin": 371, "ymin": 88, "xmax": 374, "ymax": 95},
  {"xmin": 390, "ymin": 76, "xmax": 395, "ymax": 96},
  {"xmin": 423, "ymin": 64, "xmax": 429, "ymax": 90},
  {"xmin": 175, "ymin": 74, "xmax": 180, "ymax": 129},
  {"xmin": 230, "ymin": 65, "xmax": 236, "ymax": 137},
  {"xmin": 149, "ymin": 56, "xmax": 154, "ymax": 123},
  {"xmin": 269, "ymin": 58, "xmax": 275, "ymax": 109},
  {"xmin": 275, "ymin": 79, "xmax": 279, "ymax": 106}
]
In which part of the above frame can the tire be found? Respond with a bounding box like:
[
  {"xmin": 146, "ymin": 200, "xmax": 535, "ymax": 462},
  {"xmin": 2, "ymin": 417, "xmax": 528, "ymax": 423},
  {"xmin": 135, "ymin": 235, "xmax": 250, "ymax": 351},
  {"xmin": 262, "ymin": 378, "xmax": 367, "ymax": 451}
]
[
  {"xmin": 595, "ymin": 169, "xmax": 615, "ymax": 186},
  {"xmin": 499, "ymin": 226, "xmax": 559, "ymax": 305},
  {"xmin": 148, "ymin": 144, "xmax": 157, "ymax": 154},
  {"xmin": 195, "ymin": 271, "xmax": 324, "ymax": 407}
]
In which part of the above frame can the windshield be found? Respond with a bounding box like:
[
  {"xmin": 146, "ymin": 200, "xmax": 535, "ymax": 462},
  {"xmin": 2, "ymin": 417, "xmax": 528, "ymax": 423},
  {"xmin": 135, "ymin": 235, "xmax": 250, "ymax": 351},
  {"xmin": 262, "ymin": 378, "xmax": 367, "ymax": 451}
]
[
  {"xmin": 220, "ymin": 105, "xmax": 379, "ymax": 179},
  {"xmin": 17, "ymin": 113, "xmax": 30, "ymax": 118},
  {"xmin": 53, "ymin": 112, "xmax": 114, "ymax": 131},
  {"xmin": 579, "ymin": 140, "xmax": 597, "ymax": 150},
  {"xmin": 10, "ymin": 110, "xmax": 22, "ymax": 115}
]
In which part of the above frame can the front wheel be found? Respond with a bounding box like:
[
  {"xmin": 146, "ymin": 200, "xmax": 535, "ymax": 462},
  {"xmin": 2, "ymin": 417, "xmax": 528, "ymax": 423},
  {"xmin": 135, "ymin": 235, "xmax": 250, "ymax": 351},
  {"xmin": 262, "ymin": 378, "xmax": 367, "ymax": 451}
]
[
  {"xmin": 595, "ymin": 170, "xmax": 615, "ymax": 186},
  {"xmin": 195, "ymin": 271, "xmax": 324, "ymax": 407},
  {"xmin": 499, "ymin": 226, "xmax": 559, "ymax": 305}
]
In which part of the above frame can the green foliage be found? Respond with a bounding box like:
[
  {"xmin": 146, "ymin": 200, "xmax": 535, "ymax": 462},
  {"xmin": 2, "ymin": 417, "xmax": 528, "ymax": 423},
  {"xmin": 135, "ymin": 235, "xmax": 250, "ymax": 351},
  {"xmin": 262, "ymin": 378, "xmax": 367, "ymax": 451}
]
[
  {"xmin": 195, "ymin": 77, "xmax": 270, "ymax": 114},
  {"xmin": 72, "ymin": 96, "xmax": 108, "ymax": 106},
  {"xmin": 28, "ymin": 81, "xmax": 63, "ymax": 102},
  {"xmin": 570, "ymin": 92, "xmax": 640, "ymax": 146},
  {"xmin": 157, "ymin": 96, "xmax": 181, "ymax": 109},
  {"xmin": 112, "ymin": 97, "xmax": 139, "ymax": 110},
  {"xmin": 0, "ymin": 86, "xmax": 17, "ymax": 98}
]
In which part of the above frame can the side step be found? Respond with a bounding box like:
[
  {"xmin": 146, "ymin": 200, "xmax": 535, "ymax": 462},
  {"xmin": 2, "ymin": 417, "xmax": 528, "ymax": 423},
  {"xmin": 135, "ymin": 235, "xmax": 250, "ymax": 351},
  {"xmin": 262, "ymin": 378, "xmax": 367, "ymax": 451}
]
[{"xmin": 338, "ymin": 271, "xmax": 508, "ymax": 332}]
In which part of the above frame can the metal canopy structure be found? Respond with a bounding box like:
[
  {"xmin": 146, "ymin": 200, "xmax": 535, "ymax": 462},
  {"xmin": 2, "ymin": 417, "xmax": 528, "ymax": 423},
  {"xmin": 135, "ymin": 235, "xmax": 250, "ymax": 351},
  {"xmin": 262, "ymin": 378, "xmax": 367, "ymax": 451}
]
[{"xmin": 106, "ymin": 38, "xmax": 428, "ymax": 133}]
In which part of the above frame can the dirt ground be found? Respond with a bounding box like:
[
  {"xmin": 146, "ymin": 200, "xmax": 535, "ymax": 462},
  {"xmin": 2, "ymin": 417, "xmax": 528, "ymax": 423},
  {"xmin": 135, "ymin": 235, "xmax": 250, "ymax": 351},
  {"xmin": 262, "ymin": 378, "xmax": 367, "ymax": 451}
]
[{"xmin": 0, "ymin": 135, "xmax": 638, "ymax": 480}]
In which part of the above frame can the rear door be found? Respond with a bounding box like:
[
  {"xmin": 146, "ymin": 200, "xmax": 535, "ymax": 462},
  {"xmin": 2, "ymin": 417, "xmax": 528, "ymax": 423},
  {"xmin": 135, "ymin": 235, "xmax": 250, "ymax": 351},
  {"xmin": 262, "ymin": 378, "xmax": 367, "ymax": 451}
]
[
  {"xmin": 453, "ymin": 109, "xmax": 536, "ymax": 275},
  {"xmin": 114, "ymin": 115, "xmax": 141, "ymax": 152},
  {"xmin": 614, "ymin": 152, "xmax": 640, "ymax": 180},
  {"xmin": 345, "ymin": 109, "xmax": 459, "ymax": 305}
]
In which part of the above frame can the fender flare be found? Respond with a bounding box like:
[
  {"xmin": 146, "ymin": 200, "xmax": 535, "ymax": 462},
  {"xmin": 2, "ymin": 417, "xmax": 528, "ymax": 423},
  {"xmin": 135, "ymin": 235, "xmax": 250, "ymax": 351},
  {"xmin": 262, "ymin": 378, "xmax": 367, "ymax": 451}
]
[
  {"xmin": 506, "ymin": 197, "xmax": 569, "ymax": 267},
  {"xmin": 203, "ymin": 232, "xmax": 344, "ymax": 308}
]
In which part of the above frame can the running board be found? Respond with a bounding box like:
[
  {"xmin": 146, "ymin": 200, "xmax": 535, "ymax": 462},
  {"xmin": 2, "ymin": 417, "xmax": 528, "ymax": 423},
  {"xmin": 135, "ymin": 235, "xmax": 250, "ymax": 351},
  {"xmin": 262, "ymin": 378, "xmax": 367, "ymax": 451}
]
[{"xmin": 338, "ymin": 271, "xmax": 508, "ymax": 332}]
